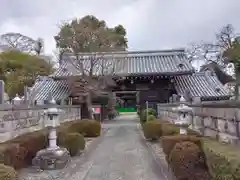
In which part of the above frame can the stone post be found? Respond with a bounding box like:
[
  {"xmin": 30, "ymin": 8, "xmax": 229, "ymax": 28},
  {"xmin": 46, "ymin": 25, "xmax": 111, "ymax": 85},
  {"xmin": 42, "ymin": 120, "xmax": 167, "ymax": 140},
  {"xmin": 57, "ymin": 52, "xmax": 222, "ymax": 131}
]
[
  {"xmin": 32, "ymin": 94, "xmax": 70, "ymax": 170},
  {"xmin": 173, "ymin": 96, "xmax": 192, "ymax": 134},
  {"xmin": 0, "ymin": 80, "xmax": 5, "ymax": 104},
  {"xmin": 46, "ymin": 99, "xmax": 59, "ymax": 150}
]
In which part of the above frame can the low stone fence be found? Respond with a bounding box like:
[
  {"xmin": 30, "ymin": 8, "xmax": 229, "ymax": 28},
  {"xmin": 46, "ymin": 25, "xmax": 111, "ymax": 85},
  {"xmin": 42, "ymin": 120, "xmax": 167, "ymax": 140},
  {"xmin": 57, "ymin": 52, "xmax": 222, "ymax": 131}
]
[
  {"xmin": 0, "ymin": 104, "xmax": 81, "ymax": 142},
  {"xmin": 157, "ymin": 100, "xmax": 240, "ymax": 145}
]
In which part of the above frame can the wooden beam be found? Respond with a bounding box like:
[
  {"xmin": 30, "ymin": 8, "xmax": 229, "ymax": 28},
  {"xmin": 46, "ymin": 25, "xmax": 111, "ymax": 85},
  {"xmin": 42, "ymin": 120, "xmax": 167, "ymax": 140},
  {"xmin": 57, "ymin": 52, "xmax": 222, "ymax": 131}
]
[{"xmin": 115, "ymin": 91, "xmax": 137, "ymax": 94}]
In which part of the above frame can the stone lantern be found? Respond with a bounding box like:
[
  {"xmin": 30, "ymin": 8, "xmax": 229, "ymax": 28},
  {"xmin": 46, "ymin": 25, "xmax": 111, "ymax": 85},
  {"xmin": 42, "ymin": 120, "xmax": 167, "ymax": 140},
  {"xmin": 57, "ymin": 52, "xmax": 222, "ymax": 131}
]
[
  {"xmin": 32, "ymin": 96, "xmax": 70, "ymax": 170},
  {"xmin": 173, "ymin": 96, "xmax": 192, "ymax": 134}
]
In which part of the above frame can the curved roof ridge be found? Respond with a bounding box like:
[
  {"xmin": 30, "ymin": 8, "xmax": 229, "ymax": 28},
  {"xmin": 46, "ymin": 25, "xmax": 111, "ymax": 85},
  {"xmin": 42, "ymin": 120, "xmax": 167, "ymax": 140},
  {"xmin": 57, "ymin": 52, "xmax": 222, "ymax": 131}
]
[{"xmin": 62, "ymin": 48, "xmax": 186, "ymax": 57}]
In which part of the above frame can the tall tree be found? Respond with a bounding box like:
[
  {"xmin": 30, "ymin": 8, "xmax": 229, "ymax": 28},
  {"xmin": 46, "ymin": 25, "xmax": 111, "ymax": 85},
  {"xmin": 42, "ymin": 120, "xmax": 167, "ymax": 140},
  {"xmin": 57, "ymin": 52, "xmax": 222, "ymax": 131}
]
[
  {"xmin": 187, "ymin": 24, "xmax": 235, "ymax": 67},
  {"xmin": 54, "ymin": 15, "xmax": 128, "ymax": 118},
  {"xmin": 223, "ymin": 38, "xmax": 240, "ymax": 99},
  {"xmin": 0, "ymin": 51, "xmax": 53, "ymax": 98}
]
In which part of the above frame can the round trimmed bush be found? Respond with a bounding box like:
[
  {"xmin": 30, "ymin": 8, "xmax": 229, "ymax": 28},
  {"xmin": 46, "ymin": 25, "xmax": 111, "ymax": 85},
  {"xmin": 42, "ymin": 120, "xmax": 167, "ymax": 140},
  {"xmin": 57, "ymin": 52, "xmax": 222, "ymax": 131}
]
[
  {"xmin": 140, "ymin": 108, "xmax": 157, "ymax": 124},
  {"xmin": 0, "ymin": 143, "xmax": 27, "ymax": 170},
  {"xmin": 161, "ymin": 135, "xmax": 202, "ymax": 159},
  {"xmin": 147, "ymin": 114, "xmax": 156, "ymax": 121},
  {"xmin": 59, "ymin": 132, "xmax": 85, "ymax": 156},
  {"xmin": 169, "ymin": 141, "xmax": 201, "ymax": 179},
  {"xmin": 142, "ymin": 121, "xmax": 162, "ymax": 140},
  {"xmin": 68, "ymin": 119, "xmax": 101, "ymax": 137},
  {"xmin": 144, "ymin": 108, "xmax": 157, "ymax": 117},
  {"xmin": 161, "ymin": 124, "xmax": 180, "ymax": 136},
  {"xmin": 7, "ymin": 130, "xmax": 47, "ymax": 166},
  {"xmin": 0, "ymin": 164, "xmax": 18, "ymax": 180}
]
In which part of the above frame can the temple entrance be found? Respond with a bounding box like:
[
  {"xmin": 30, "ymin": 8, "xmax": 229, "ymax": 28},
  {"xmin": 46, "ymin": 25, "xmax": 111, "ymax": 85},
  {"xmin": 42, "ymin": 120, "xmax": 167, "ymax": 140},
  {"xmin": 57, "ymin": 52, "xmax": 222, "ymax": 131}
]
[{"xmin": 115, "ymin": 91, "xmax": 137, "ymax": 113}]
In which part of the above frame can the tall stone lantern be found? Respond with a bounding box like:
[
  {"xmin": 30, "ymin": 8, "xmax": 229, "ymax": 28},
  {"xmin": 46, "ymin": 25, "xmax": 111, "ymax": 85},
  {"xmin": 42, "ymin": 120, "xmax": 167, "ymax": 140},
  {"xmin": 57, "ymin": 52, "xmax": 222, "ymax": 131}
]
[
  {"xmin": 173, "ymin": 96, "xmax": 192, "ymax": 134},
  {"xmin": 32, "ymin": 96, "xmax": 70, "ymax": 170}
]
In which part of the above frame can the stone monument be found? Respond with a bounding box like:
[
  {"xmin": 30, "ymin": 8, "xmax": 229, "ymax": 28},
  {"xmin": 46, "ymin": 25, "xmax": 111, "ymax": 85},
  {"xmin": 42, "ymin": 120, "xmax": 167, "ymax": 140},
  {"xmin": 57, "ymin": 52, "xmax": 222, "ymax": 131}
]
[{"xmin": 32, "ymin": 94, "xmax": 70, "ymax": 170}]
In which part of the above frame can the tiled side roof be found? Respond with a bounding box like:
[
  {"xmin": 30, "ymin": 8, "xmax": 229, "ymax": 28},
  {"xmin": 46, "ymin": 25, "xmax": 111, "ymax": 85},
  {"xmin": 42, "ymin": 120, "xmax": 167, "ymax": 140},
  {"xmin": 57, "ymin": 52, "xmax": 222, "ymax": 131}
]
[
  {"xmin": 30, "ymin": 77, "xmax": 70, "ymax": 101},
  {"xmin": 174, "ymin": 72, "xmax": 230, "ymax": 99},
  {"xmin": 51, "ymin": 49, "xmax": 194, "ymax": 77}
]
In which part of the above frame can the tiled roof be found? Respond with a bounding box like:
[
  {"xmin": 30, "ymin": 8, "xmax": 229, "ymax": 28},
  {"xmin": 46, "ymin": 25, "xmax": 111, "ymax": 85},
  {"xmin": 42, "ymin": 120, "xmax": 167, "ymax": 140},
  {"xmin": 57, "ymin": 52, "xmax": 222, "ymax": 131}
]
[
  {"xmin": 30, "ymin": 77, "xmax": 70, "ymax": 101},
  {"xmin": 174, "ymin": 72, "xmax": 230, "ymax": 99},
  {"xmin": 51, "ymin": 49, "xmax": 194, "ymax": 78}
]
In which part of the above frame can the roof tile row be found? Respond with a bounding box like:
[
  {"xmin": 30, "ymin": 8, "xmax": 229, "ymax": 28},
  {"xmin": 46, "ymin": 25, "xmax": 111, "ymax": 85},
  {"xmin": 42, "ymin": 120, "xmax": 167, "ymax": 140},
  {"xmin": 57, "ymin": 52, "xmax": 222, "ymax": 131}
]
[
  {"xmin": 51, "ymin": 49, "xmax": 194, "ymax": 77},
  {"xmin": 174, "ymin": 72, "xmax": 230, "ymax": 99}
]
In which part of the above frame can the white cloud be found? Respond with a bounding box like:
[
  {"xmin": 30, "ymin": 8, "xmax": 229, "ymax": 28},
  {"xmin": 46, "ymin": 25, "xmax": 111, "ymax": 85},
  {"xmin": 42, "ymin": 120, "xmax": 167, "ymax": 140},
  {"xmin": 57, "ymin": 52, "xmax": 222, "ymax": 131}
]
[{"xmin": 0, "ymin": 0, "xmax": 239, "ymax": 55}]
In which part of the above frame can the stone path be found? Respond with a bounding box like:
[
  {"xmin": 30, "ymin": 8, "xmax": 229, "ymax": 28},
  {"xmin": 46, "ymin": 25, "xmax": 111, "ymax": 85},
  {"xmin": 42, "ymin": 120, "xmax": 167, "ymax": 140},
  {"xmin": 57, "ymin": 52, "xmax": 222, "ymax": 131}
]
[
  {"xmin": 61, "ymin": 115, "xmax": 168, "ymax": 180},
  {"xmin": 19, "ymin": 115, "xmax": 169, "ymax": 180}
]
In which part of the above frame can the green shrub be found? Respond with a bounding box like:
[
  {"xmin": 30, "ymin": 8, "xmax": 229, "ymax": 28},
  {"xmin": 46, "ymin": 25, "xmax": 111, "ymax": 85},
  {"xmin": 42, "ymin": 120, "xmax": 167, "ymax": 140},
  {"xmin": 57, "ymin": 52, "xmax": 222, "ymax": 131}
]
[
  {"xmin": 140, "ymin": 108, "xmax": 157, "ymax": 124},
  {"xmin": 140, "ymin": 111, "xmax": 146, "ymax": 124},
  {"xmin": 161, "ymin": 124, "xmax": 180, "ymax": 136},
  {"xmin": 142, "ymin": 121, "xmax": 162, "ymax": 140},
  {"xmin": 0, "ymin": 120, "xmax": 101, "ymax": 170},
  {"xmin": 0, "ymin": 143, "xmax": 26, "ymax": 170},
  {"xmin": 59, "ymin": 132, "xmax": 85, "ymax": 156},
  {"xmin": 6, "ymin": 130, "xmax": 48, "ymax": 167},
  {"xmin": 187, "ymin": 128, "xmax": 202, "ymax": 137},
  {"xmin": 169, "ymin": 141, "xmax": 201, "ymax": 179},
  {"xmin": 161, "ymin": 135, "xmax": 202, "ymax": 159},
  {"xmin": 147, "ymin": 114, "xmax": 156, "ymax": 121},
  {"xmin": 0, "ymin": 164, "xmax": 18, "ymax": 180},
  {"xmin": 203, "ymin": 138, "xmax": 240, "ymax": 180},
  {"xmin": 145, "ymin": 108, "xmax": 157, "ymax": 117},
  {"xmin": 68, "ymin": 119, "xmax": 101, "ymax": 137}
]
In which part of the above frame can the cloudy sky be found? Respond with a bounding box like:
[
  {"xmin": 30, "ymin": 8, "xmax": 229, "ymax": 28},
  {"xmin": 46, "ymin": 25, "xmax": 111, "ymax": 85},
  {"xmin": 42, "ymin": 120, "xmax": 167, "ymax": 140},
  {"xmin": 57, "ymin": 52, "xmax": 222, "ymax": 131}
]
[{"xmin": 0, "ymin": 0, "xmax": 240, "ymax": 56}]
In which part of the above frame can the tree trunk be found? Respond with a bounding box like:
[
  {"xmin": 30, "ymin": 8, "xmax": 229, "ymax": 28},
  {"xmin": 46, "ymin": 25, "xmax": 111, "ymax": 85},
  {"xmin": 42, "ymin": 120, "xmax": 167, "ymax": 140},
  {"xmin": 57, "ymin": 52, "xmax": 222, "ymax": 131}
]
[
  {"xmin": 86, "ymin": 92, "xmax": 93, "ymax": 119},
  {"xmin": 107, "ymin": 91, "xmax": 116, "ymax": 119},
  {"xmin": 235, "ymin": 68, "xmax": 240, "ymax": 100}
]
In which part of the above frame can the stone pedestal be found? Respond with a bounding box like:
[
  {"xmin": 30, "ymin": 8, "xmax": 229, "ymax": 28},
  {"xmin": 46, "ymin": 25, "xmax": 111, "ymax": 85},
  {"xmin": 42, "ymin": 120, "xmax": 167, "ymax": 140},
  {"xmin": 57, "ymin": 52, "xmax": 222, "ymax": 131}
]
[{"xmin": 32, "ymin": 147, "xmax": 70, "ymax": 170}]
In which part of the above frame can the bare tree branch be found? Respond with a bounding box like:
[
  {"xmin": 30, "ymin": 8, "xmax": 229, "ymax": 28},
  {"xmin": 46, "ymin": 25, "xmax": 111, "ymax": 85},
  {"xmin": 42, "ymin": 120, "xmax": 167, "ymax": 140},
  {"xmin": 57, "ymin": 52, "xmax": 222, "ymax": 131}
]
[
  {"xmin": 0, "ymin": 33, "xmax": 36, "ymax": 53},
  {"xmin": 187, "ymin": 24, "xmax": 236, "ymax": 70}
]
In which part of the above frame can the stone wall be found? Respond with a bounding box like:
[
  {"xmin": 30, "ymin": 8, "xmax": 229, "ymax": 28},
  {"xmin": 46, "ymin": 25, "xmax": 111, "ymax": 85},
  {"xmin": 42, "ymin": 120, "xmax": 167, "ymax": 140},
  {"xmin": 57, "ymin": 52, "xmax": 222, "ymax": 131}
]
[
  {"xmin": 157, "ymin": 100, "xmax": 240, "ymax": 145},
  {"xmin": 0, "ymin": 104, "xmax": 81, "ymax": 142}
]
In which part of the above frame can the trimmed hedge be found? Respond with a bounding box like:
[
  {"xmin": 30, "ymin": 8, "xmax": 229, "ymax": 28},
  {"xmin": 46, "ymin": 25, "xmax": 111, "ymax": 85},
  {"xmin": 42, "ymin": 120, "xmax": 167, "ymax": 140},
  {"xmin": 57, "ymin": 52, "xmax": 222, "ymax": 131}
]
[
  {"xmin": 161, "ymin": 135, "xmax": 212, "ymax": 179},
  {"xmin": 186, "ymin": 128, "xmax": 202, "ymax": 137},
  {"xmin": 153, "ymin": 117, "xmax": 240, "ymax": 179},
  {"xmin": 147, "ymin": 114, "xmax": 156, "ymax": 121},
  {"xmin": 67, "ymin": 119, "xmax": 101, "ymax": 137},
  {"xmin": 161, "ymin": 135, "xmax": 202, "ymax": 160},
  {"xmin": 59, "ymin": 132, "xmax": 85, "ymax": 156},
  {"xmin": 0, "ymin": 164, "xmax": 18, "ymax": 180},
  {"xmin": 0, "ymin": 119, "xmax": 101, "ymax": 170},
  {"xmin": 203, "ymin": 138, "xmax": 240, "ymax": 180},
  {"xmin": 169, "ymin": 141, "xmax": 201, "ymax": 179},
  {"xmin": 140, "ymin": 108, "xmax": 157, "ymax": 124},
  {"xmin": 3, "ymin": 130, "xmax": 48, "ymax": 168},
  {"xmin": 161, "ymin": 124, "xmax": 180, "ymax": 136},
  {"xmin": 0, "ymin": 143, "xmax": 26, "ymax": 170},
  {"xmin": 142, "ymin": 121, "xmax": 162, "ymax": 140}
]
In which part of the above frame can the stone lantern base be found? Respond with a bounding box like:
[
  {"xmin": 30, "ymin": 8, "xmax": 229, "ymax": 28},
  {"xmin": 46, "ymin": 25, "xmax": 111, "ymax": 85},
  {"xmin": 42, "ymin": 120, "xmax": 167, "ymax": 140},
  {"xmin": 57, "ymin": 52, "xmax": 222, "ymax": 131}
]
[{"xmin": 32, "ymin": 147, "xmax": 70, "ymax": 170}]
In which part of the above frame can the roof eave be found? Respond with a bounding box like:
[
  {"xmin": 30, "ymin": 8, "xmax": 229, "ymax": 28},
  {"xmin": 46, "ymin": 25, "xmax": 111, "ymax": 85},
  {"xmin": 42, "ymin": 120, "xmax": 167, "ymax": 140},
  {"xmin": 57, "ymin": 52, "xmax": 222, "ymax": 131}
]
[{"xmin": 114, "ymin": 70, "xmax": 195, "ymax": 77}]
